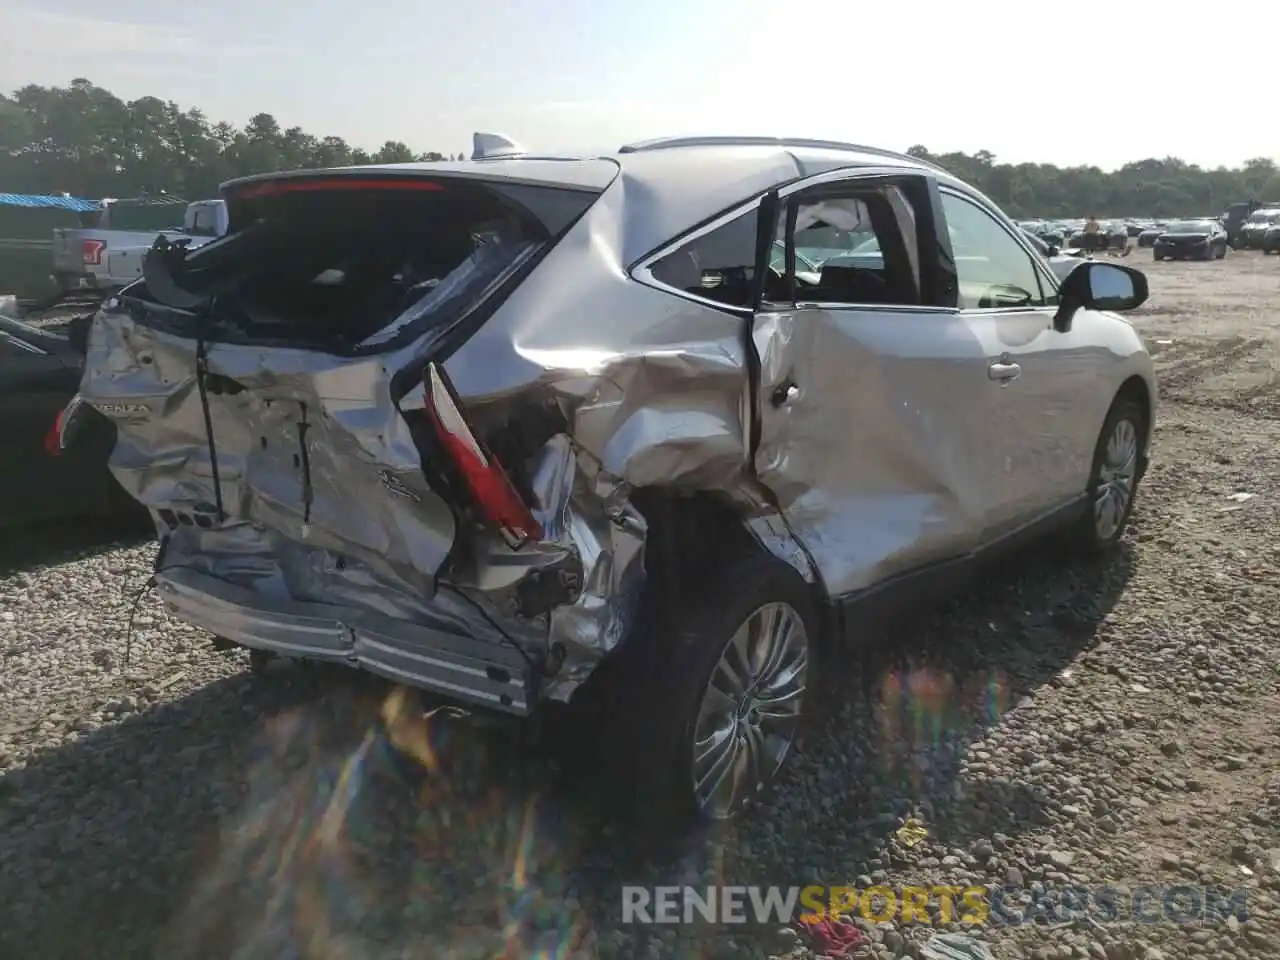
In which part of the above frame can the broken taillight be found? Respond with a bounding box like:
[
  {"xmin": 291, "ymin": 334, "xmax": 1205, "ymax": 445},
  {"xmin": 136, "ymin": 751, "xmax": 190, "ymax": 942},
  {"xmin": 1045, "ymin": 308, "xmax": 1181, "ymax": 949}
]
[
  {"xmin": 42, "ymin": 417, "xmax": 61, "ymax": 456},
  {"xmin": 82, "ymin": 238, "xmax": 105, "ymax": 266},
  {"xmin": 43, "ymin": 406, "xmax": 70, "ymax": 456},
  {"xmin": 422, "ymin": 363, "xmax": 543, "ymax": 548},
  {"xmin": 44, "ymin": 395, "xmax": 87, "ymax": 456}
]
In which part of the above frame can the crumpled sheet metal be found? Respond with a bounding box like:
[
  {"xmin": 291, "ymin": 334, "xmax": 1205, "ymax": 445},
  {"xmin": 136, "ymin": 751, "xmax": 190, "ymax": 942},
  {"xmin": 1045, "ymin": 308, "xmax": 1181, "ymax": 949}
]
[
  {"xmin": 82, "ymin": 308, "xmax": 658, "ymax": 701},
  {"xmin": 80, "ymin": 170, "xmax": 817, "ymax": 706},
  {"xmin": 83, "ymin": 308, "xmax": 457, "ymax": 592},
  {"xmin": 750, "ymin": 307, "xmax": 985, "ymax": 597},
  {"xmin": 441, "ymin": 165, "xmax": 758, "ymax": 496},
  {"xmin": 524, "ymin": 434, "xmax": 647, "ymax": 701}
]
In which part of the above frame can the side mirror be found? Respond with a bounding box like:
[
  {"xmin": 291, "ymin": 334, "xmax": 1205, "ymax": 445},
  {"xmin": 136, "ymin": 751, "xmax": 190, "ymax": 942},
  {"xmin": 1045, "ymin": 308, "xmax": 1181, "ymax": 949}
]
[
  {"xmin": 1052, "ymin": 261, "xmax": 1149, "ymax": 332},
  {"xmin": 1045, "ymin": 243, "xmax": 1060, "ymax": 257}
]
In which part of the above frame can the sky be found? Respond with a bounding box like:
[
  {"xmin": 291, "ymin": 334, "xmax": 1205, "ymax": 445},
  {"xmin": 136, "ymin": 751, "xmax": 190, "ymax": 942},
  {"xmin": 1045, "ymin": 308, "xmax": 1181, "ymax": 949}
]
[{"xmin": 0, "ymin": 0, "xmax": 1269, "ymax": 171}]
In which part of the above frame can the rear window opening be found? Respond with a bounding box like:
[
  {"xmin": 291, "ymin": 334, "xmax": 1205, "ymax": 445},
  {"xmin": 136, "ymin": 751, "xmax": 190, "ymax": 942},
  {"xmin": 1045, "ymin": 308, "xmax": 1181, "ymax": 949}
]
[{"xmin": 127, "ymin": 178, "xmax": 592, "ymax": 353}]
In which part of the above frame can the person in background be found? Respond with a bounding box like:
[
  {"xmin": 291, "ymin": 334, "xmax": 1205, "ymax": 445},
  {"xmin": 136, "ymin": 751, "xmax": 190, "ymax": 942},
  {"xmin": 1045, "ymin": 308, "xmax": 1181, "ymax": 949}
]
[
  {"xmin": 1114, "ymin": 223, "xmax": 1132, "ymax": 257},
  {"xmin": 1083, "ymin": 215, "xmax": 1102, "ymax": 255}
]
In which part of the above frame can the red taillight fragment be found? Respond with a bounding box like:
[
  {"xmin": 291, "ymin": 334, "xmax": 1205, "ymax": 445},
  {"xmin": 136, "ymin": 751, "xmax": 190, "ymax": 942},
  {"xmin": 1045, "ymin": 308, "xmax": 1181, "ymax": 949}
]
[
  {"xmin": 231, "ymin": 177, "xmax": 445, "ymax": 200},
  {"xmin": 43, "ymin": 409, "xmax": 65, "ymax": 456},
  {"xmin": 422, "ymin": 364, "xmax": 543, "ymax": 548},
  {"xmin": 82, "ymin": 238, "xmax": 105, "ymax": 266}
]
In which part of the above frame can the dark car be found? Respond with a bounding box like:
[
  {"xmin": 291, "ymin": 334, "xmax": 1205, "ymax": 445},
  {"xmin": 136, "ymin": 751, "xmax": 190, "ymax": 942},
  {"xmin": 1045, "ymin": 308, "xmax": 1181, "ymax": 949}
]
[
  {"xmin": 0, "ymin": 312, "xmax": 141, "ymax": 526},
  {"xmin": 1015, "ymin": 220, "xmax": 1065, "ymax": 247},
  {"xmin": 1262, "ymin": 225, "xmax": 1280, "ymax": 254},
  {"xmin": 1038, "ymin": 223, "xmax": 1067, "ymax": 246},
  {"xmin": 1069, "ymin": 221, "xmax": 1128, "ymax": 253},
  {"xmin": 1152, "ymin": 220, "xmax": 1228, "ymax": 261},
  {"xmin": 1137, "ymin": 226, "xmax": 1165, "ymax": 248},
  {"xmin": 1236, "ymin": 209, "xmax": 1280, "ymax": 249}
]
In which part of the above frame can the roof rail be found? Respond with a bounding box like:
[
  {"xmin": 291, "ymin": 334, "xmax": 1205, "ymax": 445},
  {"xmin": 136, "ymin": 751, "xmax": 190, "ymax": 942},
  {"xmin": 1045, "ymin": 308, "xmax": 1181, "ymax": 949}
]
[{"xmin": 616, "ymin": 135, "xmax": 946, "ymax": 172}]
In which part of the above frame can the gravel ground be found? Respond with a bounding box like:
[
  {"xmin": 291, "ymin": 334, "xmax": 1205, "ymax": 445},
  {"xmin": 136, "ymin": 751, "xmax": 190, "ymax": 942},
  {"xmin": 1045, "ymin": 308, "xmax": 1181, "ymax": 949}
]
[{"xmin": 3, "ymin": 252, "xmax": 1280, "ymax": 960}]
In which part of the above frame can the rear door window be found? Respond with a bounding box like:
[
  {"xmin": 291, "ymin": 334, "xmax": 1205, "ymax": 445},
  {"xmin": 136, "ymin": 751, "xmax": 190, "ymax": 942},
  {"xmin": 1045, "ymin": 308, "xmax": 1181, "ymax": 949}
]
[{"xmin": 770, "ymin": 183, "xmax": 923, "ymax": 307}]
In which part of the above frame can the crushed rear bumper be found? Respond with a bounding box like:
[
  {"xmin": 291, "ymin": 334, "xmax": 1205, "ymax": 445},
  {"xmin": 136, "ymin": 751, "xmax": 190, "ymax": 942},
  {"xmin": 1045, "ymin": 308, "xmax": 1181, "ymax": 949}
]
[{"xmin": 157, "ymin": 566, "xmax": 534, "ymax": 714}]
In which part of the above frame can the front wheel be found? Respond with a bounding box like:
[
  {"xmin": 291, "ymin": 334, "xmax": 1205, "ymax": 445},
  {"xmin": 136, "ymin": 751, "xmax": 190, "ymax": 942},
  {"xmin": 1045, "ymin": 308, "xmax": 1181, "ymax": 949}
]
[
  {"xmin": 1071, "ymin": 397, "xmax": 1146, "ymax": 553},
  {"xmin": 618, "ymin": 553, "xmax": 817, "ymax": 827}
]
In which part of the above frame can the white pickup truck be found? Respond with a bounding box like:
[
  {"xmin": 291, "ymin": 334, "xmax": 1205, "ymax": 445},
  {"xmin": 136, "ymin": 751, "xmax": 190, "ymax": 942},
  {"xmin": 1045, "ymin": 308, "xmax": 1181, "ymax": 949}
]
[{"xmin": 52, "ymin": 198, "xmax": 227, "ymax": 296}]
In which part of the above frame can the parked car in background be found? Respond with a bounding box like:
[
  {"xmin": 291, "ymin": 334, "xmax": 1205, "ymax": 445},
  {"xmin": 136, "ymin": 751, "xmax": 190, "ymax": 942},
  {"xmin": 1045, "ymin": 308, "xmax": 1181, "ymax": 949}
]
[
  {"xmin": 72, "ymin": 133, "xmax": 1157, "ymax": 826},
  {"xmin": 1137, "ymin": 225, "xmax": 1165, "ymax": 248},
  {"xmin": 1224, "ymin": 201, "xmax": 1261, "ymax": 246},
  {"xmin": 1038, "ymin": 221, "xmax": 1068, "ymax": 246},
  {"xmin": 51, "ymin": 196, "xmax": 228, "ymax": 297},
  {"xmin": 1017, "ymin": 220, "xmax": 1070, "ymax": 247},
  {"xmin": 1019, "ymin": 228, "xmax": 1087, "ymax": 282},
  {"xmin": 0, "ymin": 311, "xmax": 143, "ymax": 527},
  {"xmin": 1152, "ymin": 219, "xmax": 1229, "ymax": 260},
  {"xmin": 1261, "ymin": 224, "xmax": 1280, "ymax": 254},
  {"xmin": 1236, "ymin": 209, "xmax": 1280, "ymax": 249},
  {"xmin": 1069, "ymin": 221, "xmax": 1129, "ymax": 252},
  {"xmin": 0, "ymin": 193, "xmax": 101, "ymax": 304}
]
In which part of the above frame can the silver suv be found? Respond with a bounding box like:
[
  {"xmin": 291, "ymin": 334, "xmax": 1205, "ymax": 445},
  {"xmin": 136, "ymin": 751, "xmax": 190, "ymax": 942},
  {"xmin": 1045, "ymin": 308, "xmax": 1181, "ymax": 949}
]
[{"xmin": 71, "ymin": 134, "xmax": 1156, "ymax": 825}]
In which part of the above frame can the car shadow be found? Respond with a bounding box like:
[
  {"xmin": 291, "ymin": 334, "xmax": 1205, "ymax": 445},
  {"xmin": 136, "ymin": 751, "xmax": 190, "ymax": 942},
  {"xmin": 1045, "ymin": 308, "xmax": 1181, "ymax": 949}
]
[
  {"xmin": 0, "ymin": 512, "xmax": 152, "ymax": 578},
  {"xmin": 0, "ymin": 531, "xmax": 1139, "ymax": 958},
  {"xmin": 671, "ymin": 532, "xmax": 1141, "ymax": 936}
]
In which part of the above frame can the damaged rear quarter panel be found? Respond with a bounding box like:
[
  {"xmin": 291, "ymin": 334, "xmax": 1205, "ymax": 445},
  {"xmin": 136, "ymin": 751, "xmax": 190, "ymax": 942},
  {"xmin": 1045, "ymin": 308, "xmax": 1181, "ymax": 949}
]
[{"xmin": 440, "ymin": 173, "xmax": 755, "ymax": 494}]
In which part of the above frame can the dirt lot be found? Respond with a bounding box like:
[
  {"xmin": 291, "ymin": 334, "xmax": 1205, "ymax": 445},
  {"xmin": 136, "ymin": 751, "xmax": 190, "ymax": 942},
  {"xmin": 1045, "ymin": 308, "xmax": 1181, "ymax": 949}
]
[{"xmin": 0, "ymin": 251, "xmax": 1278, "ymax": 960}]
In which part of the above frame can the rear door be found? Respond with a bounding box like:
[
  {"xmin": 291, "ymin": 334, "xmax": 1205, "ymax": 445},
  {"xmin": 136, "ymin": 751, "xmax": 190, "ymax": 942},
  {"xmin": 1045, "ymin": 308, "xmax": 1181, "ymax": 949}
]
[{"xmin": 749, "ymin": 169, "xmax": 999, "ymax": 601}]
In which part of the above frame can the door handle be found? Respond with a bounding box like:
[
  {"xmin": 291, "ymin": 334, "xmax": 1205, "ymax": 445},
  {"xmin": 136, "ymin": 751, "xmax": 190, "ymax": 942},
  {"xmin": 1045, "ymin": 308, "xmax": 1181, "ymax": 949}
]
[{"xmin": 988, "ymin": 361, "xmax": 1021, "ymax": 382}]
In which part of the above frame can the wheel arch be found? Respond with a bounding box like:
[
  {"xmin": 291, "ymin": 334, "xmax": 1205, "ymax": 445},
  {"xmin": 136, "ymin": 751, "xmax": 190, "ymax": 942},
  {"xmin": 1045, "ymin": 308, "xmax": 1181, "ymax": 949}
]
[
  {"xmin": 624, "ymin": 487, "xmax": 834, "ymax": 643},
  {"xmin": 1114, "ymin": 373, "xmax": 1155, "ymax": 474}
]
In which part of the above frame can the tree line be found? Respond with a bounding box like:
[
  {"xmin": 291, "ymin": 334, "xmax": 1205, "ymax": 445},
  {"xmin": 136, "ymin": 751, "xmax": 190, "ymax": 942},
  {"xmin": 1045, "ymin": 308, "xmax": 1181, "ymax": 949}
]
[
  {"xmin": 906, "ymin": 146, "xmax": 1279, "ymax": 218},
  {"xmin": 1, "ymin": 79, "xmax": 1277, "ymax": 217},
  {"xmin": 0, "ymin": 79, "xmax": 463, "ymax": 200}
]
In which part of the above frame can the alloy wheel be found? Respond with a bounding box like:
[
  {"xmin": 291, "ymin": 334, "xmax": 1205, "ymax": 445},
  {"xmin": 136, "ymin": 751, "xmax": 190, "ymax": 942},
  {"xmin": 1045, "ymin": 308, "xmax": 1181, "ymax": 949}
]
[
  {"xmin": 691, "ymin": 602, "xmax": 809, "ymax": 819},
  {"xmin": 1094, "ymin": 416, "xmax": 1140, "ymax": 541}
]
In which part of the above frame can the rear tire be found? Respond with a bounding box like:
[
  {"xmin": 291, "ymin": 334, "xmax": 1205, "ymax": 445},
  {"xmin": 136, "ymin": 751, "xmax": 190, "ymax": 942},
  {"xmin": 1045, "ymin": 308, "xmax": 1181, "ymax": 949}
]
[
  {"xmin": 606, "ymin": 552, "xmax": 818, "ymax": 829},
  {"xmin": 1071, "ymin": 396, "xmax": 1146, "ymax": 554}
]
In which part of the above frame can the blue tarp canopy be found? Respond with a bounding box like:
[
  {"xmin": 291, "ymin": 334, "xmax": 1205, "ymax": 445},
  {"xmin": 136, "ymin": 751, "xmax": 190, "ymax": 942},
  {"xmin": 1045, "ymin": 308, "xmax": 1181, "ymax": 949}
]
[{"xmin": 0, "ymin": 193, "xmax": 101, "ymax": 213}]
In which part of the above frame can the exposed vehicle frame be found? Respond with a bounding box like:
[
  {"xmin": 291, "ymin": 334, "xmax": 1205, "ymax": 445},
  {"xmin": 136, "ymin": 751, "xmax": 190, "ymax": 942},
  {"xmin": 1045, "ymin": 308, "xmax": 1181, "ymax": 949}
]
[{"xmin": 71, "ymin": 134, "xmax": 1157, "ymax": 825}]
